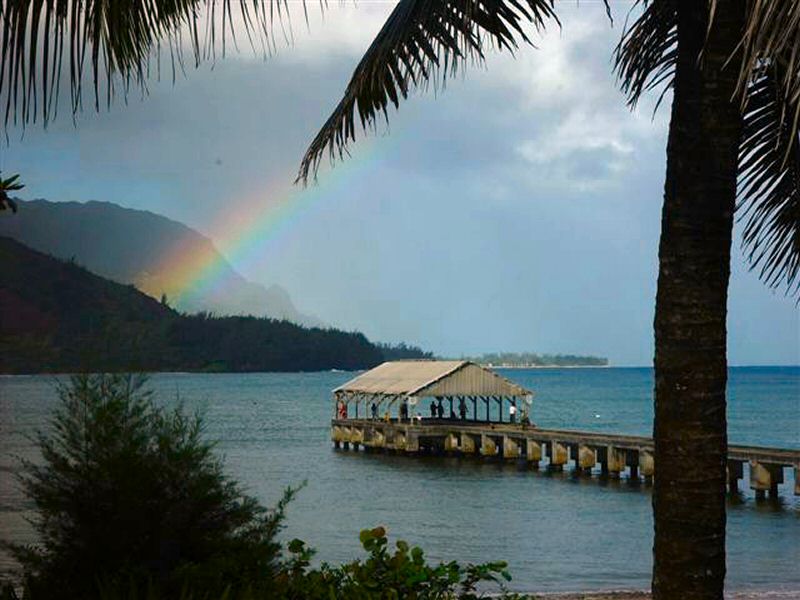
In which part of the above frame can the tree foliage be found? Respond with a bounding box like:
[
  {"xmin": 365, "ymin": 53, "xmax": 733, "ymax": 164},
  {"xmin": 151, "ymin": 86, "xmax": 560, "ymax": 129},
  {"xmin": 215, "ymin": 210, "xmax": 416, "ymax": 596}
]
[
  {"xmin": 277, "ymin": 527, "xmax": 520, "ymax": 600},
  {"xmin": 0, "ymin": 0, "xmax": 297, "ymax": 128},
  {"xmin": 0, "ymin": 236, "xmax": 430, "ymax": 373},
  {"xmin": 4, "ymin": 373, "xmax": 295, "ymax": 600},
  {"xmin": 462, "ymin": 352, "xmax": 607, "ymax": 367}
]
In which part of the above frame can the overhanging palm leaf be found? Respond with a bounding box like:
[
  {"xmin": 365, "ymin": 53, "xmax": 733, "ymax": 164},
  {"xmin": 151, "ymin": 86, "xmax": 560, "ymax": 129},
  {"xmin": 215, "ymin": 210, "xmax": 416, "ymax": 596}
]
[
  {"xmin": 296, "ymin": 0, "xmax": 561, "ymax": 184},
  {"xmin": 614, "ymin": 0, "xmax": 676, "ymax": 112},
  {"xmin": 732, "ymin": 0, "xmax": 800, "ymax": 142},
  {"xmin": 738, "ymin": 62, "xmax": 800, "ymax": 295},
  {"xmin": 615, "ymin": 0, "xmax": 799, "ymax": 295},
  {"xmin": 0, "ymin": 0, "xmax": 289, "ymax": 127}
]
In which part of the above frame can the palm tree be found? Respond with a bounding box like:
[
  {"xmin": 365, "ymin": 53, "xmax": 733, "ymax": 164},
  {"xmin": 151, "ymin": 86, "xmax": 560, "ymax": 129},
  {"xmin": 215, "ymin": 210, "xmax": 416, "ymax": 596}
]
[
  {"xmin": 1, "ymin": 1, "xmax": 797, "ymax": 598},
  {"xmin": 293, "ymin": 1, "xmax": 799, "ymax": 599}
]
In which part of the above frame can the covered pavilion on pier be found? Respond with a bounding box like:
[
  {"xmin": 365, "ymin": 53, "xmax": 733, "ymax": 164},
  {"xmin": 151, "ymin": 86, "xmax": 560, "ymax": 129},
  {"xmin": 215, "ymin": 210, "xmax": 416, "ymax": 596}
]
[{"xmin": 333, "ymin": 360, "xmax": 533, "ymax": 424}]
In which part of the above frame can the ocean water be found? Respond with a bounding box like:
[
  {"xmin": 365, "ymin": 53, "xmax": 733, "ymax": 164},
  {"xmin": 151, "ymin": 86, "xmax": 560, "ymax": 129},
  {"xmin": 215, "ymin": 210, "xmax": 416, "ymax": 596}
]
[{"xmin": 1, "ymin": 367, "xmax": 798, "ymax": 593}]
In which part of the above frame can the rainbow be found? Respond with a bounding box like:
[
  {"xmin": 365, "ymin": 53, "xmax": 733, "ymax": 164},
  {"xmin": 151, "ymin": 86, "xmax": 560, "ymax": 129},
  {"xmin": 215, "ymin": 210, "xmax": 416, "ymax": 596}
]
[{"xmin": 147, "ymin": 140, "xmax": 385, "ymax": 306}]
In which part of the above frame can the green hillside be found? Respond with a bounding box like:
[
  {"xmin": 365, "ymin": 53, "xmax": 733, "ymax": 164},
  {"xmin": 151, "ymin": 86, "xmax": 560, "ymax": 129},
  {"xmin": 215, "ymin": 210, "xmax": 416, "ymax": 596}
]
[{"xmin": 0, "ymin": 237, "xmax": 391, "ymax": 373}]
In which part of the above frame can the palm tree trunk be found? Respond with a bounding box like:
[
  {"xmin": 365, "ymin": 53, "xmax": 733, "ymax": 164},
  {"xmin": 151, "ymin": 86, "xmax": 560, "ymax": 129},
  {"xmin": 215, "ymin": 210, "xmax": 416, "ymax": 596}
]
[{"xmin": 652, "ymin": 1, "xmax": 745, "ymax": 599}]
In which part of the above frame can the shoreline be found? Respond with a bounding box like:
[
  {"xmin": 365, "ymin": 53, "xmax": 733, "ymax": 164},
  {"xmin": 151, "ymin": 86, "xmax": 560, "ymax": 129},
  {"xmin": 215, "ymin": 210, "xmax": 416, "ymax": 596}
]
[
  {"xmin": 515, "ymin": 590, "xmax": 800, "ymax": 599},
  {"xmin": 489, "ymin": 364, "xmax": 610, "ymax": 369}
]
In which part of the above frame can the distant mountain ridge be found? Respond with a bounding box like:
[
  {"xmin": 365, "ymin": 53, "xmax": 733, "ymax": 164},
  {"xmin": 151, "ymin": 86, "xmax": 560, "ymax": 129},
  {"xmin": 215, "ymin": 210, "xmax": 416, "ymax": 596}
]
[
  {"xmin": 0, "ymin": 199, "xmax": 323, "ymax": 326},
  {"xmin": 0, "ymin": 236, "xmax": 384, "ymax": 373}
]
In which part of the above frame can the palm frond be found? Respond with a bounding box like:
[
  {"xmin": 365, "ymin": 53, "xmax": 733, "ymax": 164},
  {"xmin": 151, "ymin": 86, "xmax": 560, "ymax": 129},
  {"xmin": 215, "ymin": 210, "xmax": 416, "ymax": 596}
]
[
  {"xmin": 737, "ymin": 62, "xmax": 800, "ymax": 296},
  {"xmin": 613, "ymin": 0, "xmax": 677, "ymax": 112},
  {"xmin": 732, "ymin": 0, "xmax": 800, "ymax": 150},
  {"xmin": 0, "ymin": 171, "xmax": 22, "ymax": 212},
  {"xmin": 0, "ymin": 0, "xmax": 290, "ymax": 128},
  {"xmin": 296, "ymin": 0, "xmax": 561, "ymax": 184}
]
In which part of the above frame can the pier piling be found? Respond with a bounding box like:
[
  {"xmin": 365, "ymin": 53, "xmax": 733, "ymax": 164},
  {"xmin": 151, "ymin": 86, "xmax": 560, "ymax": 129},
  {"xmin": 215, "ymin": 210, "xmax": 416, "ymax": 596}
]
[
  {"xmin": 606, "ymin": 446, "xmax": 626, "ymax": 479},
  {"xmin": 331, "ymin": 418, "xmax": 799, "ymax": 498},
  {"xmin": 795, "ymin": 466, "xmax": 800, "ymax": 496},
  {"xmin": 727, "ymin": 460, "xmax": 743, "ymax": 494},
  {"xmin": 461, "ymin": 433, "xmax": 477, "ymax": 454},
  {"xmin": 577, "ymin": 445, "xmax": 596, "ymax": 475},
  {"xmin": 503, "ymin": 436, "xmax": 521, "ymax": 460},
  {"xmin": 639, "ymin": 450, "xmax": 655, "ymax": 482},
  {"xmin": 526, "ymin": 440, "xmax": 542, "ymax": 469},
  {"xmin": 549, "ymin": 441, "xmax": 568, "ymax": 472},
  {"xmin": 481, "ymin": 434, "xmax": 497, "ymax": 457}
]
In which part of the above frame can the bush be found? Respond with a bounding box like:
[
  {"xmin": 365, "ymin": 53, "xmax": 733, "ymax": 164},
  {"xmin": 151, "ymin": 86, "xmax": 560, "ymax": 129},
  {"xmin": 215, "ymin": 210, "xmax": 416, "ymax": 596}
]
[
  {"xmin": 5, "ymin": 373, "xmax": 291, "ymax": 600},
  {"xmin": 279, "ymin": 526, "xmax": 521, "ymax": 600}
]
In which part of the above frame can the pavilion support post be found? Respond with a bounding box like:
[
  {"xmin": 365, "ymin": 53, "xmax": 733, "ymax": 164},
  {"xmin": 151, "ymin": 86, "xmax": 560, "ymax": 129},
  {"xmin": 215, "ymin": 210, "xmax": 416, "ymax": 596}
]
[
  {"xmin": 472, "ymin": 398, "xmax": 478, "ymax": 421},
  {"xmin": 485, "ymin": 398, "xmax": 490, "ymax": 422},
  {"xmin": 497, "ymin": 397, "xmax": 503, "ymax": 423}
]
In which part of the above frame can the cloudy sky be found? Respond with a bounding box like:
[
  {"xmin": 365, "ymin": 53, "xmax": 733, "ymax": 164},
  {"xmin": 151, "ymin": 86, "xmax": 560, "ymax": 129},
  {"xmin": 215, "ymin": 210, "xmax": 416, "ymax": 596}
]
[{"xmin": 4, "ymin": 1, "xmax": 798, "ymax": 365}]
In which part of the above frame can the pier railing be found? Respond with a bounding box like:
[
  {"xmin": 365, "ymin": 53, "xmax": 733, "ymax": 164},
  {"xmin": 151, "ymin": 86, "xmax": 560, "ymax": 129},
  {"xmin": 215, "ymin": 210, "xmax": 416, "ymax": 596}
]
[{"xmin": 331, "ymin": 418, "xmax": 800, "ymax": 498}]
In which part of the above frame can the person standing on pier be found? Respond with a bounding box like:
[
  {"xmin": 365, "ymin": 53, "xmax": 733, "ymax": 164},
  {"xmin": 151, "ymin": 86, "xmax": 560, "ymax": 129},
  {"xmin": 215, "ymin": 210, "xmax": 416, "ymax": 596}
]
[
  {"xmin": 371, "ymin": 402, "xmax": 378, "ymax": 420},
  {"xmin": 430, "ymin": 400, "xmax": 437, "ymax": 419},
  {"xmin": 509, "ymin": 402, "xmax": 517, "ymax": 424},
  {"xmin": 459, "ymin": 398, "xmax": 467, "ymax": 421}
]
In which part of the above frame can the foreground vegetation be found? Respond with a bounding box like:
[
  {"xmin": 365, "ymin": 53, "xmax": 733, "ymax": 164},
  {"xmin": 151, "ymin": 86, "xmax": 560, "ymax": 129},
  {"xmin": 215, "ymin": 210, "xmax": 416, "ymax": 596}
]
[
  {"xmin": 1, "ymin": 374, "xmax": 519, "ymax": 600},
  {"xmin": 0, "ymin": 237, "xmax": 428, "ymax": 373}
]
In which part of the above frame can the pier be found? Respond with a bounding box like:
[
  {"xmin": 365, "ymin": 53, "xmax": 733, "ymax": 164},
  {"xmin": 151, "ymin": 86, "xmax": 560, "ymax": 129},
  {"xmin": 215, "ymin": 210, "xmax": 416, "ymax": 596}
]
[{"xmin": 331, "ymin": 361, "xmax": 800, "ymax": 498}]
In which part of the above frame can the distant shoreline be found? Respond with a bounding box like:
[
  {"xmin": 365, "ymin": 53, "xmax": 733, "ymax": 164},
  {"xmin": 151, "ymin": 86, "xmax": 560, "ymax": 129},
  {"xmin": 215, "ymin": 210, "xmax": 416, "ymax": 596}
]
[{"xmin": 489, "ymin": 364, "xmax": 611, "ymax": 369}]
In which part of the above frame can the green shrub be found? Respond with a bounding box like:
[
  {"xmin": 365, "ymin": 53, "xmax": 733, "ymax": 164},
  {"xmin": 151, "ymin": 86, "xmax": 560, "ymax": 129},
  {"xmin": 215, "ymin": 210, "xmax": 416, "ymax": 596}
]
[
  {"xmin": 279, "ymin": 526, "xmax": 521, "ymax": 600},
  {"xmin": 5, "ymin": 373, "xmax": 292, "ymax": 600}
]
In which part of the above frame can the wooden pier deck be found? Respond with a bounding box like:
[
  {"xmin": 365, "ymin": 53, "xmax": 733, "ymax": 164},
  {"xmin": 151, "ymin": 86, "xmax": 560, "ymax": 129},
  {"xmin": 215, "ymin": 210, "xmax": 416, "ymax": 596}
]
[{"xmin": 331, "ymin": 418, "xmax": 800, "ymax": 498}]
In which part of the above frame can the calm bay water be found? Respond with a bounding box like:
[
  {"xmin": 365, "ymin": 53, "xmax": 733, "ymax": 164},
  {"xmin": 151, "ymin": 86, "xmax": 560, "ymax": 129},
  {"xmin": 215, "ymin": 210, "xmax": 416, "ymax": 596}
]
[{"xmin": 1, "ymin": 367, "xmax": 798, "ymax": 593}]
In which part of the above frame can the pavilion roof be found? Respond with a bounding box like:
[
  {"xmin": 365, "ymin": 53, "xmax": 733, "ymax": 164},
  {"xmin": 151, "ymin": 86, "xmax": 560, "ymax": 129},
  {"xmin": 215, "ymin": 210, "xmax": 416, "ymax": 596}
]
[{"xmin": 333, "ymin": 360, "xmax": 531, "ymax": 398}]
